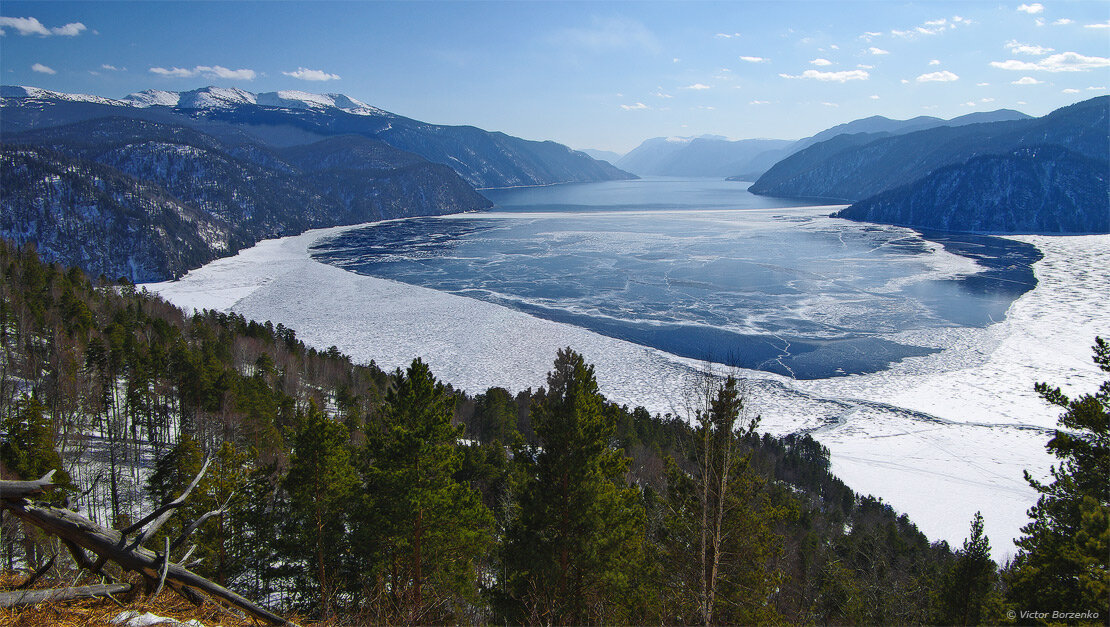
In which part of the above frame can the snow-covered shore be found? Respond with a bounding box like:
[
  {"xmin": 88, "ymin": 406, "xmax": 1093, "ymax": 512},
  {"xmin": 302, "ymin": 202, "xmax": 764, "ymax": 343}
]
[{"xmin": 148, "ymin": 222, "xmax": 1110, "ymax": 560}]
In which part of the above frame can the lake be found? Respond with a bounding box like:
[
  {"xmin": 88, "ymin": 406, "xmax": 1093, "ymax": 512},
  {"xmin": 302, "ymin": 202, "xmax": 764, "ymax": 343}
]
[{"xmin": 310, "ymin": 178, "xmax": 1040, "ymax": 379}]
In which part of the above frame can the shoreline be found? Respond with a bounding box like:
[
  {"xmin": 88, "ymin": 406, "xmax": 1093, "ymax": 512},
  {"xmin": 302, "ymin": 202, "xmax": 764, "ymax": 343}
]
[{"xmin": 146, "ymin": 218, "xmax": 1110, "ymax": 561}]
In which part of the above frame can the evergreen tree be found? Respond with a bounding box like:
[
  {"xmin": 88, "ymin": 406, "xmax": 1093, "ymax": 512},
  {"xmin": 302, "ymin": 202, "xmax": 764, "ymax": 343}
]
[
  {"xmin": 284, "ymin": 401, "xmax": 359, "ymax": 616},
  {"xmin": 1007, "ymin": 337, "xmax": 1110, "ymax": 618},
  {"xmin": 0, "ymin": 395, "xmax": 72, "ymax": 492},
  {"xmin": 357, "ymin": 359, "xmax": 492, "ymax": 623},
  {"xmin": 936, "ymin": 512, "xmax": 999, "ymax": 625},
  {"xmin": 661, "ymin": 376, "xmax": 786, "ymax": 626},
  {"xmin": 502, "ymin": 348, "xmax": 646, "ymax": 624}
]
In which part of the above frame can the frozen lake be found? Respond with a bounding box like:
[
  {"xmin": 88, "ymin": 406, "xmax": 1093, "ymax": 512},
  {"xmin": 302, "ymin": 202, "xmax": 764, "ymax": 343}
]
[
  {"xmin": 312, "ymin": 178, "xmax": 1040, "ymax": 378},
  {"xmin": 148, "ymin": 178, "xmax": 1110, "ymax": 560}
]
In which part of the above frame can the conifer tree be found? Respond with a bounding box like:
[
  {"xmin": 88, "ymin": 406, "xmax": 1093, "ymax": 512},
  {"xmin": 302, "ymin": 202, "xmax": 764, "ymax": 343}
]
[
  {"xmin": 1007, "ymin": 337, "xmax": 1110, "ymax": 617},
  {"xmin": 357, "ymin": 359, "xmax": 492, "ymax": 622},
  {"xmin": 503, "ymin": 348, "xmax": 645, "ymax": 624},
  {"xmin": 284, "ymin": 401, "xmax": 359, "ymax": 616},
  {"xmin": 0, "ymin": 395, "xmax": 71, "ymax": 491},
  {"xmin": 937, "ymin": 512, "xmax": 999, "ymax": 625}
]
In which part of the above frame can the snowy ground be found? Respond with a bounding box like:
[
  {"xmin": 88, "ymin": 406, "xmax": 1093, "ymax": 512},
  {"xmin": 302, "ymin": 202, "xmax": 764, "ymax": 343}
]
[{"xmin": 147, "ymin": 223, "xmax": 1109, "ymax": 561}]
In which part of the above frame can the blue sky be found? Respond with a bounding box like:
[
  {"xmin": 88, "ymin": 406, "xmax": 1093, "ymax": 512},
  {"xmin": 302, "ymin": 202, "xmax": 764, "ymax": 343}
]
[{"xmin": 2, "ymin": 1, "xmax": 1108, "ymax": 152}]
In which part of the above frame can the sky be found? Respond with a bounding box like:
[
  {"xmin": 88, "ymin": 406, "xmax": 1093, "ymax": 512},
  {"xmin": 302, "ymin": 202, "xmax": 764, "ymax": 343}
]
[{"xmin": 2, "ymin": 1, "xmax": 1108, "ymax": 153}]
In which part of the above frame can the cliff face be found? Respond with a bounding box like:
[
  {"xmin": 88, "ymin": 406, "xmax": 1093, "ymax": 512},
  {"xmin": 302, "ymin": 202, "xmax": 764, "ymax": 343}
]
[
  {"xmin": 833, "ymin": 146, "xmax": 1109, "ymax": 234},
  {"xmin": 1, "ymin": 117, "xmax": 492, "ymax": 281}
]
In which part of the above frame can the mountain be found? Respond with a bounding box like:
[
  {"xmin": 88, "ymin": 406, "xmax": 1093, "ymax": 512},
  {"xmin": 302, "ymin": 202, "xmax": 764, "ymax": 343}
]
[
  {"xmin": 833, "ymin": 146, "xmax": 1109, "ymax": 234},
  {"xmin": 749, "ymin": 97, "xmax": 1107, "ymax": 203},
  {"xmin": 1, "ymin": 115, "xmax": 490, "ymax": 281},
  {"xmin": 579, "ymin": 148, "xmax": 624, "ymax": 164},
  {"xmin": 0, "ymin": 85, "xmax": 634, "ymax": 189},
  {"xmin": 616, "ymin": 135, "xmax": 791, "ymax": 178}
]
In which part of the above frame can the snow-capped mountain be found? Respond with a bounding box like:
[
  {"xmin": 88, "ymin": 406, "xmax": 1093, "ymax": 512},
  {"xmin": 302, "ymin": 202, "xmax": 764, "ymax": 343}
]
[
  {"xmin": 2, "ymin": 85, "xmax": 633, "ymax": 189},
  {"xmin": 120, "ymin": 86, "xmax": 389, "ymax": 117},
  {"xmin": 0, "ymin": 85, "xmax": 128, "ymax": 107}
]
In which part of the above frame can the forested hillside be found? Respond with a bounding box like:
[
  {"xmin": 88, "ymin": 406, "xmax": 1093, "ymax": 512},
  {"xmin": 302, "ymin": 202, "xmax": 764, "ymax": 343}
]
[
  {"xmin": 1, "ymin": 241, "xmax": 1105, "ymax": 624},
  {"xmin": 1, "ymin": 117, "xmax": 490, "ymax": 281}
]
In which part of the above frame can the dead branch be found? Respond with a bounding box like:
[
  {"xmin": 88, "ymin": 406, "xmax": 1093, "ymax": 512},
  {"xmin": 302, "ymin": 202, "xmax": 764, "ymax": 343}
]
[
  {"xmin": 0, "ymin": 473, "xmax": 292, "ymax": 626},
  {"xmin": 0, "ymin": 583, "xmax": 132, "ymax": 607},
  {"xmin": 0, "ymin": 470, "xmax": 57, "ymax": 501}
]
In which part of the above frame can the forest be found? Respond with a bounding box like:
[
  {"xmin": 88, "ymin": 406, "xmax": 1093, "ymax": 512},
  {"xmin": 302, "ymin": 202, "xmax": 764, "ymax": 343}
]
[{"xmin": 0, "ymin": 239, "xmax": 1106, "ymax": 625}]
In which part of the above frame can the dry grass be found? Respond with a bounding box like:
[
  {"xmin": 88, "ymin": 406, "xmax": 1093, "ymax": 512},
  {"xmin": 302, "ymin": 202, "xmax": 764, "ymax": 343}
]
[{"xmin": 0, "ymin": 571, "xmax": 315, "ymax": 627}]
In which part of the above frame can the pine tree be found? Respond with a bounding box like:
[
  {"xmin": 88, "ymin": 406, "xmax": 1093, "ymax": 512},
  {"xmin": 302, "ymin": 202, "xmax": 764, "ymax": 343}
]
[
  {"xmin": 357, "ymin": 358, "xmax": 492, "ymax": 623},
  {"xmin": 0, "ymin": 395, "xmax": 72, "ymax": 492},
  {"xmin": 284, "ymin": 401, "xmax": 359, "ymax": 616},
  {"xmin": 1007, "ymin": 337, "xmax": 1109, "ymax": 617},
  {"xmin": 502, "ymin": 348, "xmax": 646, "ymax": 625},
  {"xmin": 937, "ymin": 512, "xmax": 999, "ymax": 625},
  {"xmin": 661, "ymin": 376, "xmax": 786, "ymax": 626}
]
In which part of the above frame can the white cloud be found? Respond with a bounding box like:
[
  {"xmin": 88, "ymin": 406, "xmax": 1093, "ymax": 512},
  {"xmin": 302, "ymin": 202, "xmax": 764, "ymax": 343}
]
[
  {"xmin": 654, "ymin": 91, "xmax": 672, "ymax": 98},
  {"xmin": 1087, "ymin": 86, "xmax": 1106, "ymax": 90},
  {"xmin": 869, "ymin": 47, "xmax": 889, "ymax": 55},
  {"xmin": 714, "ymin": 32, "xmax": 742, "ymax": 39},
  {"xmin": 31, "ymin": 62, "xmax": 55, "ymax": 74},
  {"xmin": 684, "ymin": 83, "xmax": 711, "ymax": 90},
  {"xmin": 890, "ymin": 29, "xmax": 913, "ymax": 38},
  {"xmin": 859, "ymin": 31, "xmax": 883, "ymax": 42},
  {"xmin": 901, "ymin": 78, "xmax": 910, "ymax": 84},
  {"xmin": 739, "ymin": 55, "xmax": 767, "ymax": 63},
  {"xmin": 1053, "ymin": 18, "xmax": 1074, "ymax": 25},
  {"xmin": 619, "ymin": 102, "xmax": 648, "ymax": 110},
  {"xmin": 51, "ymin": 22, "xmax": 86, "ymax": 36},
  {"xmin": 963, "ymin": 101, "xmax": 977, "ymax": 107},
  {"xmin": 990, "ymin": 52, "xmax": 1110, "ymax": 72},
  {"xmin": 1005, "ymin": 40, "xmax": 1054, "ymax": 55},
  {"xmin": 552, "ymin": 16, "xmax": 659, "ymax": 53},
  {"xmin": 100, "ymin": 64, "xmax": 123, "ymax": 71},
  {"xmin": 283, "ymin": 67, "xmax": 340, "ymax": 81},
  {"xmin": 1084, "ymin": 20, "xmax": 1110, "ymax": 29},
  {"xmin": 924, "ymin": 18, "xmax": 947, "ymax": 26},
  {"xmin": 821, "ymin": 102, "xmax": 839, "ymax": 107},
  {"xmin": 1017, "ymin": 3, "xmax": 1044, "ymax": 14},
  {"xmin": 810, "ymin": 58, "xmax": 833, "ymax": 66},
  {"xmin": 981, "ymin": 97, "xmax": 996, "ymax": 102},
  {"xmin": 917, "ymin": 70, "xmax": 959, "ymax": 82},
  {"xmin": 977, "ymin": 82, "xmax": 991, "ymax": 86},
  {"xmin": 1062, "ymin": 88, "xmax": 1080, "ymax": 93},
  {"xmin": 830, "ymin": 44, "xmax": 840, "ymax": 50},
  {"xmin": 749, "ymin": 100, "xmax": 770, "ymax": 105},
  {"xmin": 149, "ymin": 65, "xmax": 257, "ymax": 80},
  {"xmin": 870, "ymin": 94, "xmax": 880, "ymax": 99},
  {"xmin": 0, "ymin": 16, "xmax": 86, "ymax": 37},
  {"xmin": 779, "ymin": 69, "xmax": 869, "ymax": 82},
  {"xmin": 857, "ymin": 64, "xmax": 874, "ymax": 69},
  {"xmin": 1012, "ymin": 76, "xmax": 1043, "ymax": 84},
  {"xmin": 929, "ymin": 59, "xmax": 941, "ymax": 66}
]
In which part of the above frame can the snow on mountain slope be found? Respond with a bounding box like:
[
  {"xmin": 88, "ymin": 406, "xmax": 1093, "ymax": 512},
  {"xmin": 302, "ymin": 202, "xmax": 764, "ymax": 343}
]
[
  {"xmin": 118, "ymin": 86, "xmax": 389, "ymax": 116},
  {"xmin": 0, "ymin": 85, "xmax": 128, "ymax": 106}
]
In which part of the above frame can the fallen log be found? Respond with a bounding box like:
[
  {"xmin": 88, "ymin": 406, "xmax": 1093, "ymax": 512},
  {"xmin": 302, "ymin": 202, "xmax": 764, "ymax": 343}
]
[
  {"xmin": 0, "ymin": 583, "xmax": 132, "ymax": 607},
  {"xmin": 1, "ymin": 498, "xmax": 291, "ymax": 625},
  {"xmin": 0, "ymin": 470, "xmax": 57, "ymax": 501}
]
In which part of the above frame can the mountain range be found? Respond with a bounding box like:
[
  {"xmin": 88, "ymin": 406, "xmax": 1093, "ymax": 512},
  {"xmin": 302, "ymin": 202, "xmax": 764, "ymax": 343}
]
[
  {"xmin": 614, "ymin": 109, "xmax": 1032, "ymax": 181},
  {"xmin": 0, "ymin": 85, "xmax": 635, "ymax": 281},
  {"xmin": 751, "ymin": 96, "xmax": 1108, "ymax": 234}
]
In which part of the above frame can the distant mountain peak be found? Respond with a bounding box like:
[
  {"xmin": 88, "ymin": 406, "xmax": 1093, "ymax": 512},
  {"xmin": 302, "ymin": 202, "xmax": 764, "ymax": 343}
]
[{"xmin": 95, "ymin": 85, "xmax": 390, "ymax": 117}]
